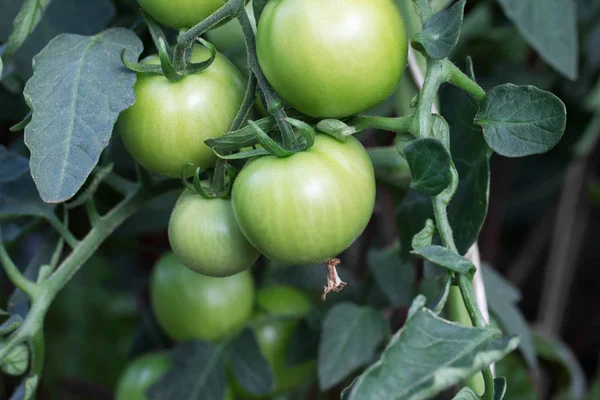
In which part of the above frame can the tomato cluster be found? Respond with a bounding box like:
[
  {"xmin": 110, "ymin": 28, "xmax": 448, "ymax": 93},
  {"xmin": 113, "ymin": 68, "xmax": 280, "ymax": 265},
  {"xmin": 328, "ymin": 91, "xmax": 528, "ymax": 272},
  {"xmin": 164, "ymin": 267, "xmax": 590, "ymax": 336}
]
[{"xmin": 116, "ymin": 0, "xmax": 407, "ymax": 395}]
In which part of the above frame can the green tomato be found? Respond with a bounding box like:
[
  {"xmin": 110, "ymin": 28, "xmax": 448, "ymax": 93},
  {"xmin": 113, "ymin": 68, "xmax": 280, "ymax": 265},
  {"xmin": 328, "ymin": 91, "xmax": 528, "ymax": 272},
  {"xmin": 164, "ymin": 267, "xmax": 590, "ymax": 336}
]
[
  {"xmin": 150, "ymin": 253, "xmax": 255, "ymax": 342},
  {"xmin": 118, "ymin": 45, "xmax": 245, "ymax": 178},
  {"xmin": 168, "ymin": 189, "xmax": 260, "ymax": 277},
  {"xmin": 256, "ymin": 0, "xmax": 408, "ymax": 118},
  {"xmin": 115, "ymin": 353, "xmax": 170, "ymax": 400},
  {"xmin": 137, "ymin": 0, "xmax": 227, "ymax": 30},
  {"xmin": 232, "ymin": 135, "xmax": 375, "ymax": 265}
]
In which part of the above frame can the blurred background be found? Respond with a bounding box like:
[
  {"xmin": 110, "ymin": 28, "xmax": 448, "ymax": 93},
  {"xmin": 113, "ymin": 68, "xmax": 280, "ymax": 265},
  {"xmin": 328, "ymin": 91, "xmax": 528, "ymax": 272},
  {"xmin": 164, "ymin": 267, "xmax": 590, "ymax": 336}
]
[{"xmin": 1, "ymin": 0, "xmax": 599, "ymax": 399}]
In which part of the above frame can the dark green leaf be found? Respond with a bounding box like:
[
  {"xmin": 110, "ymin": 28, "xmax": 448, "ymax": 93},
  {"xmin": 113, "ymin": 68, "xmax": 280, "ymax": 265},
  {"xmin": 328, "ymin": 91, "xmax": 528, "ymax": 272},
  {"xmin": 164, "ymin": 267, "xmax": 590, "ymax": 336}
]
[
  {"xmin": 2, "ymin": 0, "xmax": 51, "ymax": 57},
  {"xmin": 482, "ymin": 265, "xmax": 535, "ymax": 369},
  {"xmin": 228, "ymin": 329, "xmax": 275, "ymax": 396},
  {"xmin": 148, "ymin": 340, "xmax": 227, "ymax": 400},
  {"xmin": 453, "ymin": 387, "xmax": 480, "ymax": 400},
  {"xmin": 442, "ymin": 84, "xmax": 490, "ymax": 255},
  {"xmin": 345, "ymin": 307, "xmax": 519, "ymax": 400},
  {"xmin": 367, "ymin": 244, "xmax": 416, "ymax": 307},
  {"xmin": 0, "ymin": 314, "xmax": 23, "ymax": 335},
  {"xmin": 411, "ymin": 245, "xmax": 475, "ymax": 276},
  {"xmin": 412, "ymin": 0, "xmax": 466, "ymax": 59},
  {"xmin": 0, "ymin": 146, "xmax": 29, "ymax": 183},
  {"xmin": 496, "ymin": 0, "xmax": 577, "ymax": 80},
  {"xmin": 474, "ymin": 84, "xmax": 567, "ymax": 158},
  {"xmin": 495, "ymin": 354, "xmax": 538, "ymax": 400},
  {"xmin": 0, "ymin": 168, "xmax": 55, "ymax": 219},
  {"xmin": 23, "ymin": 28, "xmax": 142, "ymax": 203},
  {"xmin": 116, "ymin": 191, "xmax": 179, "ymax": 236},
  {"xmin": 396, "ymin": 190, "xmax": 434, "ymax": 261},
  {"xmin": 318, "ymin": 303, "xmax": 388, "ymax": 390},
  {"xmin": 11, "ymin": 0, "xmax": 116, "ymax": 78},
  {"xmin": 494, "ymin": 377, "xmax": 507, "ymax": 400},
  {"xmin": 405, "ymin": 138, "xmax": 452, "ymax": 196}
]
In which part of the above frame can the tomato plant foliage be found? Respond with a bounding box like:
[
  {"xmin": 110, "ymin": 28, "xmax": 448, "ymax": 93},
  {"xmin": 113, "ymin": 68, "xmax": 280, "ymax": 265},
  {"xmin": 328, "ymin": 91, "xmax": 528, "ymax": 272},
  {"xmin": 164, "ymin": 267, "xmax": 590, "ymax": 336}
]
[{"xmin": 0, "ymin": 0, "xmax": 587, "ymax": 399}]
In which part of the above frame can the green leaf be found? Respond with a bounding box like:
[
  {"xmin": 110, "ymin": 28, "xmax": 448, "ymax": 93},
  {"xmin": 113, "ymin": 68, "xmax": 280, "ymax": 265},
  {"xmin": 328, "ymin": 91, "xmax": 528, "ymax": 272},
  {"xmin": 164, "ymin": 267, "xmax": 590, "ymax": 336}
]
[
  {"xmin": 149, "ymin": 340, "xmax": 228, "ymax": 400},
  {"xmin": 318, "ymin": 303, "xmax": 388, "ymax": 390},
  {"xmin": 23, "ymin": 28, "xmax": 142, "ymax": 203},
  {"xmin": 474, "ymin": 84, "xmax": 566, "ymax": 158},
  {"xmin": 345, "ymin": 307, "xmax": 519, "ymax": 400},
  {"xmin": 494, "ymin": 377, "xmax": 507, "ymax": 400},
  {"xmin": 411, "ymin": 219, "xmax": 435, "ymax": 251},
  {"xmin": 228, "ymin": 329, "xmax": 275, "ymax": 396},
  {"xmin": 482, "ymin": 265, "xmax": 536, "ymax": 370},
  {"xmin": 3, "ymin": 0, "xmax": 52, "ymax": 57},
  {"xmin": 10, "ymin": 0, "xmax": 116, "ymax": 78},
  {"xmin": 412, "ymin": 0, "xmax": 466, "ymax": 59},
  {"xmin": 405, "ymin": 138, "xmax": 452, "ymax": 196},
  {"xmin": 439, "ymin": 82, "xmax": 491, "ymax": 255},
  {"xmin": 496, "ymin": 0, "xmax": 578, "ymax": 80},
  {"xmin": 453, "ymin": 387, "xmax": 480, "ymax": 400},
  {"xmin": 0, "ymin": 146, "xmax": 29, "ymax": 183},
  {"xmin": 253, "ymin": 0, "xmax": 269, "ymax": 20},
  {"xmin": 411, "ymin": 245, "xmax": 475, "ymax": 276},
  {"xmin": 367, "ymin": 244, "xmax": 416, "ymax": 307}
]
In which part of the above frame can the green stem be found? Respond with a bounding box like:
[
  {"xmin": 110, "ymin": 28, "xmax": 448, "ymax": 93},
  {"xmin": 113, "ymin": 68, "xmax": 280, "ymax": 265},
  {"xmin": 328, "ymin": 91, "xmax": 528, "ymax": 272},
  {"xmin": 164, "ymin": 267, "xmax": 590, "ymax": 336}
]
[
  {"xmin": 47, "ymin": 214, "xmax": 79, "ymax": 248},
  {"xmin": 0, "ymin": 241, "xmax": 39, "ymax": 297},
  {"xmin": 443, "ymin": 60, "xmax": 486, "ymax": 104},
  {"xmin": 352, "ymin": 115, "xmax": 415, "ymax": 135},
  {"xmin": 231, "ymin": 72, "xmax": 258, "ymax": 131},
  {"xmin": 237, "ymin": 7, "xmax": 296, "ymax": 150},
  {"xmin": 173, "ymin": 0, "xmax": 244, "ymax": 72},
  {"xmin": 415, "ymin": 60, "xmax": 445, "ymax": 138}
]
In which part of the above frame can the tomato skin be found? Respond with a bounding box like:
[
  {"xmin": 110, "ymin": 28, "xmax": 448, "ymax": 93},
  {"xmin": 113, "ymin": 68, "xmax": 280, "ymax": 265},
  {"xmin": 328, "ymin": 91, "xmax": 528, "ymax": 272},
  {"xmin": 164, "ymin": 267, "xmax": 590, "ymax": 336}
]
[
  {"xmin": 256, "ymin": 0, "xmax": 407, "ymax": 118},
  {"xmin": 150, "ymin": 253, "xmax": 255, "ymax": 342},
  {"xmin": 118, "ymin": 46, "xmax": 245, "ymax": 178},
  {"xmin": 232, "ymin": 135, "xmax": 375, "ymax": 265},
  {"xmin": 168, "ymin": 189, "xmax": 260, "ymax": 277},
  {"xmin": 115, "ymin": 353, "xmax": 170, "ymax": 400},
  {"xmin": 137, "ymin": 0, "xmax": 227, "ymax": 29}
]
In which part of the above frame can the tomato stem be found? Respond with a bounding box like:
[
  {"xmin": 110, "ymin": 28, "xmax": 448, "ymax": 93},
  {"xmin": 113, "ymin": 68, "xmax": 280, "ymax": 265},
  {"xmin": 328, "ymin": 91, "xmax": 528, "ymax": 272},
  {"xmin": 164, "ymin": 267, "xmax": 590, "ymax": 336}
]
[{"xmin": 443, "ymin": 59, "xmax": 486, "ymax": 104}]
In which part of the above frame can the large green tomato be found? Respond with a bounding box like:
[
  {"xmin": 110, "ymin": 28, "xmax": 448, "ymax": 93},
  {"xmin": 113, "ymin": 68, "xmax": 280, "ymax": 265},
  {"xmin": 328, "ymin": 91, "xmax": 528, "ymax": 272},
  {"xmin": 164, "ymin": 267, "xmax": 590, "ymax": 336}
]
[
  {"xmin": 150, "ymin": 253, "xmax": 255, "ymax": 342},
  {"xmin": 168, "ymin": 189, "xmax": 260, "ymax": 277},
  {"xmin": 236, "ymin": 286, "xmax": 315, "ymax": 398},
  {"xmin": 118, "ymin": 45, "xmax": 245, "ymax": 178},
  {"xmin": 115, "ymin": 353, "xmax": 170, "ymax": 400},
  {"xmin": 232, "ymin": 135, "xmax": 375, "ymax": 265},
  {"xmin": 137, "ymin": 0, "xmax": 227, "ymax": 30},
  {"xmin": 256, "ymin": 0, "xmax": 408, "ymax": 118}
]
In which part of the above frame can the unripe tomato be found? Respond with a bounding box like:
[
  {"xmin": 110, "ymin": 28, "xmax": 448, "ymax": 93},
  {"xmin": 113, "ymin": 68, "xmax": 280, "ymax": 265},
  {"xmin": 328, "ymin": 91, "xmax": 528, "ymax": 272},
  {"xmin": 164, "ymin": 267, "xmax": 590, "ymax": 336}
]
[
  {"xmin": 236, "ymin": 286, "xmax": 315, "ymax": 398},
  {"xmin": 256, "ymin": 0, "xmax": 408, "ymax": 118},
  {"xmin": 150, "ymin": 253, "xmax": 255, "ymax": 342},
  {"xmin": 115, "ymin": 353, "xmax": 170, "ymax": 400},
  {"xmin": 168, "ymin": 189, "xmax": 260, "ymax": 277},
  {"xmin": 232, "ymin": 135, "xmax": 375, "ymax": 265},
  {"xmin": 118, "ymin": 46, "xmax": 245, "ymax": 178},
  {"xmin": 137, "ymin": 0, "xmax": 227, "ymax": 30}
]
